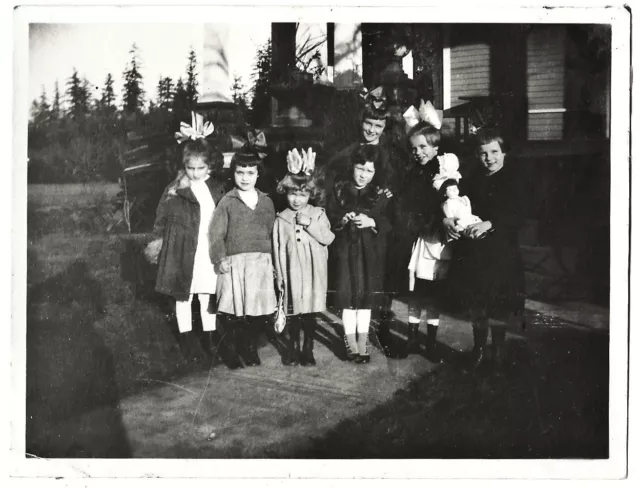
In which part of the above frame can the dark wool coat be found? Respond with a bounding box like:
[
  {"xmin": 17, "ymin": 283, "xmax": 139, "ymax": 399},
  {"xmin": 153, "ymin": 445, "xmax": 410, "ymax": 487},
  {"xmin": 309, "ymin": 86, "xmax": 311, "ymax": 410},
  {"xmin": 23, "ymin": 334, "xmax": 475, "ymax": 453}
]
[
  {"xmin": 153, "ymin": 177, "xmax": 227, "ymax": 301},
  {"xmin": 386, "ymin": 157, "xmax": 443, "ymax": 295},
  {"xmin": 326, "ymin": 181, "xmax": 392, "ymax": 310},
  {"xmin": 446, "ymin": 161, "xmax": 525, "ymax": 319}
]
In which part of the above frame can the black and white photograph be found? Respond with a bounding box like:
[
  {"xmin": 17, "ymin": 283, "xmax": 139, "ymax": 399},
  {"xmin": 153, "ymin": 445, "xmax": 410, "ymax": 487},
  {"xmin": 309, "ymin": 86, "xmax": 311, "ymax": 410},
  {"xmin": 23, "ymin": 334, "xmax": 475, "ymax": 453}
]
[{"xmin": 8, "ymin": 1, "xmax": 633, "ymax": 481}]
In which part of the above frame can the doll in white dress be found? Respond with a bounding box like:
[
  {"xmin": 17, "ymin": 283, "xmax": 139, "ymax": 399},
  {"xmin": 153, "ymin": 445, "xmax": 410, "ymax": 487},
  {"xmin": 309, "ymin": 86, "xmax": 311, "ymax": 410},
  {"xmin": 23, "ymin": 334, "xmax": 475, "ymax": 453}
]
[{"xmin": 439, "ymin": 179, "xmax": 483, "ymax": 239}]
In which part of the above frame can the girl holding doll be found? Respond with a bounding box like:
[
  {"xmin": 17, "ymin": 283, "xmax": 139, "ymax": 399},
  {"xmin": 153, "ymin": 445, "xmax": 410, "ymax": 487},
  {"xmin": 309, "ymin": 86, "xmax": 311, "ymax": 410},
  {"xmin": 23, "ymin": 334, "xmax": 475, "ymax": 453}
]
[
  {"xmin": 148, "ymin": 113, "xmax": 227, "ymax": 359},
  {"xmin": 393, "ymin": 100, "xmax": 461, "ymax": 360},
  {"xmin": 208, "ymin": 136, "xmax": 277, "ymax": 369},
  {"xmin": 326, "ymin": 144, "xmax": 392, "ymax": 364},
  {"xmin": 444, "ymin": 128, "xmax": 525, "ymax": 371},
  {"xmin": 273, "ymin": 148, "xmax": 335, "ymax": 366}
]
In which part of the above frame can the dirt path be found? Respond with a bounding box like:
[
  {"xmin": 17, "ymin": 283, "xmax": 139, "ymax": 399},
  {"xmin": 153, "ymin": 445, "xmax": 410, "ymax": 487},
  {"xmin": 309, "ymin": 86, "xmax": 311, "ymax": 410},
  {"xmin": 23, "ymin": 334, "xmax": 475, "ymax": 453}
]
[{"xmin": 119, "ymin": 304, "xmax": 457, "ymax": 458}]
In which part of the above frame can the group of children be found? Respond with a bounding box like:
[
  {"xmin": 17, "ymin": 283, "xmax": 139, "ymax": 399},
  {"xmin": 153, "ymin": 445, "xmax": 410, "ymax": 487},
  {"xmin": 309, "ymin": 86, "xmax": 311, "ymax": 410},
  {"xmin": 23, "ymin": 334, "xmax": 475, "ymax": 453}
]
[{"xmin": 149, "ymin": 99, "xmax": 504, "ymax": 369}]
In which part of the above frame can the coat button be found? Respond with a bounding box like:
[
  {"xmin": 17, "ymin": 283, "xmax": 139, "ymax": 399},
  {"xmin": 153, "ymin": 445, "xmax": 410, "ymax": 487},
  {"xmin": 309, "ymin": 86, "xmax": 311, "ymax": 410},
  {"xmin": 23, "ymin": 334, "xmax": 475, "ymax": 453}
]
[
  {"xmin": 296, "ymin": 229, "xmax": 300, "ymax": 233},
  {"xmin": 297, "ymin": 238, "xmax": 301, "ymax": 242}
]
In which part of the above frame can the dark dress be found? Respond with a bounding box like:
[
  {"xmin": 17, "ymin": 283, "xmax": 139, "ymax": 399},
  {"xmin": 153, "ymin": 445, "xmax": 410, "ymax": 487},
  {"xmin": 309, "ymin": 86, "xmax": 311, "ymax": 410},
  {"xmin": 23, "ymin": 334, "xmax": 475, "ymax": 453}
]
[
  {"xmin": 386, "ymin": 157, "xmax": 443, "ymax": 296},
  {"xmin": 446, "ymin": 161, "xmax": 525, "ymax": 319},
  {"xmin": 326, "ymin": 181, "xmax": 392, "ymax": 310}
]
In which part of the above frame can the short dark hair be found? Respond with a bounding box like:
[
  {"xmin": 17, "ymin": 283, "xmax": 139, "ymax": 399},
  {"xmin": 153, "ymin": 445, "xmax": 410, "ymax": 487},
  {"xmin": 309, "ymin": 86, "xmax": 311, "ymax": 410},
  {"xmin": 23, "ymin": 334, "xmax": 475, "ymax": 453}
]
[
  {"xmin": 277, "ymin": 173, "xmax": 318, "ymax": 198},
  {"xmin": 361, "ymin": 104, "xmax": 389, "ymax": 123},
  {"xmin": 230, "ymin": 151, "xmax": 265, "ymax": 175},
  {"xmin": 407, "ymin": 122, "xmax": 441, "ymax": 147},
  {"xmin": 350, "ymin": 144, "xmax": 388, "ymax": 187},
  {"xmin": 474, "ymin": 127, "xmax": 509, "ymax": 153}
]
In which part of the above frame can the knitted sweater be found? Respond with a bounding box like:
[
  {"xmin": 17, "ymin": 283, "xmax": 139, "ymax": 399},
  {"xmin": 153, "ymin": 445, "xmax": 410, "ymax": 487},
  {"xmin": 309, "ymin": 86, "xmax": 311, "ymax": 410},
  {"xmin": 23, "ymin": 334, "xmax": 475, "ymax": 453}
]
[{"xmin": 208, "ymin": 188, "xmax": 276, "ymax": 264}]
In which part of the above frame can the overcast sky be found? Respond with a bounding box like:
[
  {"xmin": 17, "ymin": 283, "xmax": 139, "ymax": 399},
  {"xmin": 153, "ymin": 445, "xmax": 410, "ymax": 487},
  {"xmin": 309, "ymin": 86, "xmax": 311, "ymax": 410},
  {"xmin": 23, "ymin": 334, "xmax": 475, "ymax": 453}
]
[{"xmin": 29, "ymin": 23, "xmax": 271, "ymax": 108}]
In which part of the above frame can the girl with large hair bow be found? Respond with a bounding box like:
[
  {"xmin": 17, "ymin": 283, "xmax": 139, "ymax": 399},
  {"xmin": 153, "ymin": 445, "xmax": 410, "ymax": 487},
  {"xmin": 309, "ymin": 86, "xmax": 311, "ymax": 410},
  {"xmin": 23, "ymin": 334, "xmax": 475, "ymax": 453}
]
[{"xmin": 148, "ymin": 112, "xmax": 227, "ymax": 360}]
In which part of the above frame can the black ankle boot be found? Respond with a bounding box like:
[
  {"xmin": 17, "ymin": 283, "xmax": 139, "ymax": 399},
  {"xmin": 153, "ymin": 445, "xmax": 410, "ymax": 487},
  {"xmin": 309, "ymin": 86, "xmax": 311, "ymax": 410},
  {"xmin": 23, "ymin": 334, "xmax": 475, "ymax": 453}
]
[
  {"xmin": 491, "ymin": 326, "xmax": 507, "ymax": 369},
  {"xmin": 225, "ymin": 324, "xmax": 244, "ymax": 370},
  {"xmin": 355, "ymin": 333, "xmax": 371, "ymax": 364},
  {"xmin": 244, "ymin": 319, "xmax": 261, "ymax": 367},
  {"xmin": 201, "ymin": 331, "xmax": 221, "ymax": 362},
  {"xmin": 471, "ymin": 325, "xmax": 489, "ymax": 370},
  {"xmin": 177, "ymin": 333, "xmax": 198, "ymax": 361},
  {"xmin": 284, "ymin": 321, "xmax": 300, "ymax": 366},
  {"xmin": 343, "ymin": 333, "xmax": 358, "ymax": 362},
  {"xmin": 425, "ymin": 324, "xmax": 441, "ymax": 362},
  {"xmin": 301, "ymin": 318, "xmax": 316, "ymax": 366}
]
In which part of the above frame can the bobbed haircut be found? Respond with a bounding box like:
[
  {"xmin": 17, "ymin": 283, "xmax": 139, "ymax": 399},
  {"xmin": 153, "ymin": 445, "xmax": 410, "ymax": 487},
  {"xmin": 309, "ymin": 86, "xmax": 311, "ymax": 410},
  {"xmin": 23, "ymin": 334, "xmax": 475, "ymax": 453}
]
[
  {"xmin": 361, "ymin": 104, "xmax": 389, "ymax": 123},
  {"xmin": 350, "ymin": 143, "xmax": 388, "ymax": 187},
  {"xmin": 407, "ymin": 121, "xmax": 441, "ymax": 148},
  {"xmin": 474, "ymin": 127, "xmax": 509, "ymax": 153},
  {"xmin": 230, "ymin": 150, "xmax": 265, "ymax": 175},
  {"xmin": 277, "ymin": 173, "xmax": 318, "ymax": 198}
]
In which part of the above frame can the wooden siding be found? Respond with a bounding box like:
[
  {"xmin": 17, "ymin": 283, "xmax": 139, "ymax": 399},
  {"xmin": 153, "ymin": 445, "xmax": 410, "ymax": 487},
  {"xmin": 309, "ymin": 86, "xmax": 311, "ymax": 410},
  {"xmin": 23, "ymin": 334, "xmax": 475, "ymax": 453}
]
[
  {"xmin": 527, "ymin": 26, "xmax": 566, "ymax": 140},
  {"xmin": 449, "ymin": 42, "xmax": 491, "ymax": 108}
]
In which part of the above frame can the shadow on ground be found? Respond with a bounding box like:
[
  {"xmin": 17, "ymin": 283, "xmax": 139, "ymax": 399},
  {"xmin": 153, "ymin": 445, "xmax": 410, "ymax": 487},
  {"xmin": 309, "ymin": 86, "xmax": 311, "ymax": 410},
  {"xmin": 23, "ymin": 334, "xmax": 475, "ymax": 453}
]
[
  {"xmin": 26, "ymin": 257, "xmax": 132, "ymax": 458},
  {"xmin": 294, "ymin": 318, "xmax": 609, "ymax": 459}
]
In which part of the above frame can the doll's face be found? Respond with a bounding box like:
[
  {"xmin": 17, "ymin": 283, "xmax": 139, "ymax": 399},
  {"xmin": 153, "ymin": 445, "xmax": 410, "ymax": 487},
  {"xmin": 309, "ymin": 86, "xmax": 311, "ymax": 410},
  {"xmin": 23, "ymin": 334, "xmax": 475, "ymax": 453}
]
[
  {"xmin": 361, "ymin": 118, "xmax": 386, "ymax": 144},
  {"xmin": 477, "ymin": 140, "xmax": 505, "ymax": 175},
  {"xmin": 409, "ymin": 134, "xmax": 438, "ymax": 165},
  {"xmin": 184, "ymin": 155, "xmax": 209, "ymax": 182},
  {"xmin": 445, "ymin": 185, "xmax": 459, "ymax": 199},
  {"xmin": 234, "ymin": 165, "xmax": 259, "ymax": 191},
  {"xmin": 353, "ymin": 161, "xmax": 376, "ymax": 188},
  {"xmin": 286, "ymin": 190, "xmax": 311, "ymax": 211}
]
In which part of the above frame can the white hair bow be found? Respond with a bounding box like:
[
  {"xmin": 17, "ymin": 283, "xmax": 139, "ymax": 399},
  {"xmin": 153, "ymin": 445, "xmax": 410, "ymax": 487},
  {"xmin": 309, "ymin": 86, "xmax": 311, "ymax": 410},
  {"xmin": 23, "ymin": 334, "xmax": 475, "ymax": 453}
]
[
  {"xmin": 286, "ymin": 148, "xmax": 316, "ymax": 176},
  {"xmin": 175, "ymin": 112, "xmax": 214, "ymax": 144},
  {"xmin": 403, "ymin": 99, "xmax": 442, "ymax": 133}
]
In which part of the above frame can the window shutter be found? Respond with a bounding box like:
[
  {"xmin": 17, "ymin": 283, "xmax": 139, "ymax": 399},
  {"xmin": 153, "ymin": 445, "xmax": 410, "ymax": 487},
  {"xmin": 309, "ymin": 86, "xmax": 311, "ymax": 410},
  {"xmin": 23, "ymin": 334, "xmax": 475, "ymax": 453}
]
[
  {"xmin": 449, "ymin": 42, "xmax": 491, "ymax": 108},
  {"xmin": 527, "ymin": 26, "xmax": 566, "ymax": 140}
]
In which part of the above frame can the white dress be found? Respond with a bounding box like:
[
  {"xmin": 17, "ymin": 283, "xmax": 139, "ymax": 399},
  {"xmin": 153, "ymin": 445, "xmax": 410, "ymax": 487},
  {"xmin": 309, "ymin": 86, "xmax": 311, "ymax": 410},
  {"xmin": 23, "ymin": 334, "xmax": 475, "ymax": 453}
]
[
  {"xmin": 189, "ymin": 178, "xmax": 217, "ymax": 293},
  {"xmin": 442, "ymin": 196, "xmax": 482, "ymax": 230}
]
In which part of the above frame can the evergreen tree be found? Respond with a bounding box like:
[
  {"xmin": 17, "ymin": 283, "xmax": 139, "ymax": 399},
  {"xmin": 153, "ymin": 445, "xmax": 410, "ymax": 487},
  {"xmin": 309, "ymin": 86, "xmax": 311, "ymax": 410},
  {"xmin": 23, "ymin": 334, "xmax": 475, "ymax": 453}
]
[
  {"xmin": 156, "ymin": 76, "xmax": 174, "ymax": 109},
  {"xmin": 250, "ymin": 39, "xmax": 272, "ymax": 127},
  {"xmin": 172, "ymin": 76, "xmax": 188, "ymax": 112},
  {"xmin": 231, "ymin": 74, "xmax": 250, "ymax": 121},
  {"xmin": 122, "ymin": 43, "xmax": 145, "ymax": 113},
  {"xmin": 82, "ymin": 77, "xmax": 94, "ymax": 113},
  {"xmin": 184, "ymin": 48, "xmax": 198, "ymax": 109},
  {"xmin": 66, "ymin": 68, "xmax": 90, "ymax": 117},
  {"xmin": 100, "ymin": 73, "xmax": 116, "ymax": 110},
  {"xmin": 51, "ymin": 81, "xmax": 61, "ymax": 120},
  {"xmin": 38, "ymin": 86, "xmax": 50, "ymax": 116}
]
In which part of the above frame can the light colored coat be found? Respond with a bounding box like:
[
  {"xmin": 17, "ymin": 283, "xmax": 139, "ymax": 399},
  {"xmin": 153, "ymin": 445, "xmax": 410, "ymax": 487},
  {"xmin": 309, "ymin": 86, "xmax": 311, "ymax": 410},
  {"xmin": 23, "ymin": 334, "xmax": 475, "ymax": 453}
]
[{"xmin": 273, "ymin": 205, "xmax": 335, "ymax": 315}]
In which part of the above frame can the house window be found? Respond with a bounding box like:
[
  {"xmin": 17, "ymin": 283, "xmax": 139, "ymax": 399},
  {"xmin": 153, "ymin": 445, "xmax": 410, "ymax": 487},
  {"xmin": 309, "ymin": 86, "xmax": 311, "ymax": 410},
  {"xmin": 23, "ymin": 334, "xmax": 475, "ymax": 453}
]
[
  {"xmin": 526, "ymin": 25, "xmax": 567, "ymax": 141},
  {"xmin": 449, "ymin": 41, "xmax": 491, "ymax": 108}
]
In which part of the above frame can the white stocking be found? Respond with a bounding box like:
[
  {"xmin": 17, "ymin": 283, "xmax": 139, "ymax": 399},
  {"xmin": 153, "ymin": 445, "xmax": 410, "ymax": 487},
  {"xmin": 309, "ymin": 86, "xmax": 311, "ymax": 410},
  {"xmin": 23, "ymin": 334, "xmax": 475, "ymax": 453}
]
[
  {"xmin": 356, "ymin": 309, "xmax": 371, "ymax": 353},
  {"xmin": 175, "ymin": 295, "xmax": 194, "ymax": 333},
  {"xmin": 342, "ymin": 309, "xmax": 358, "ymax": 353},
  {"xmin": 198, "ymin": 294, "xmax": 217, "ymax": 331}
]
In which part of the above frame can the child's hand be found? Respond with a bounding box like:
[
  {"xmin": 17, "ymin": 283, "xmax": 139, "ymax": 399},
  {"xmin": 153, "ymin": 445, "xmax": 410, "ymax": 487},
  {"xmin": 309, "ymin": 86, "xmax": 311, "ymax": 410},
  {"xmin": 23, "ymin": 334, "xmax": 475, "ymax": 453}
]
[
  {"xmin": 353, "ymin": 214, "xmax": 376, "ymax": 229},
  {"xmin": 215, "ymin": 258, "xmax": 231, "ymax": 274},
  {"xmin": 295, "ymin": 213, "xmax": 312, "ymax": 227},
  {"xmin": 341, "ymin": 212, "xmax": 356, "ymax": 226},
  {"xmin": 377, "ymin": 188, "xmax": 393, "ymax": 199},
  {"xmin": 443, "ymin": 217, "xmax": 460, "ymax": 240},
  {"xmin": 465, "ymin": 221, "xmax": 492, "ymax": 239}
]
